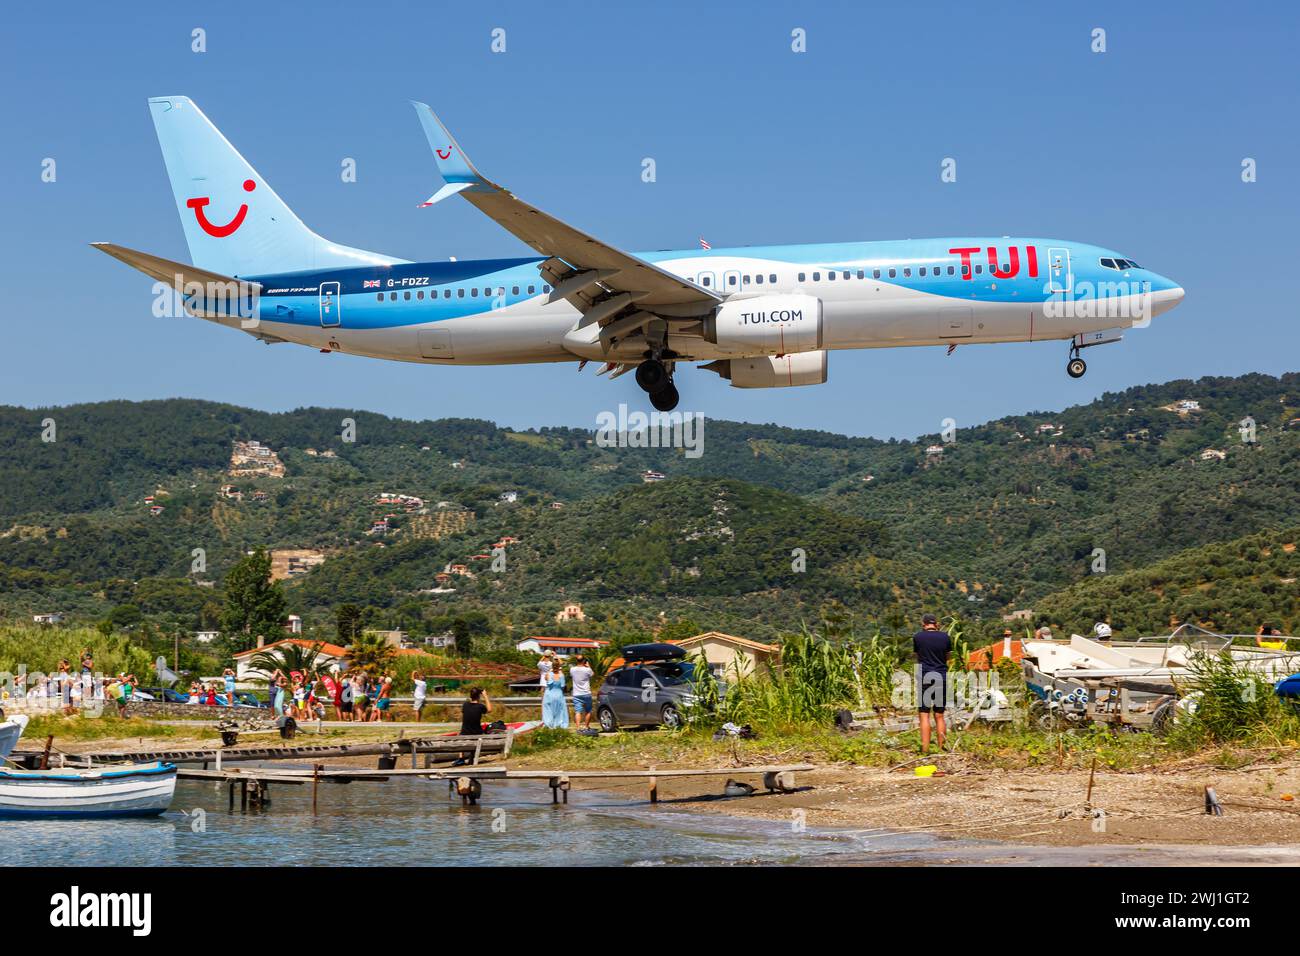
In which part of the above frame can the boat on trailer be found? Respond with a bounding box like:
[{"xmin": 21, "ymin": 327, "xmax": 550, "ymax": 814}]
[
  {"xmin": 0, "ymin": 761, "xmax": 177, "ymax": 819},
  {"xmin": 0, "ymin": 714, "xmax": 29, "ymax": 759},
  {"xmin": 1021, "ymin": 624, "xmax": 1299, "ymax": 733}
]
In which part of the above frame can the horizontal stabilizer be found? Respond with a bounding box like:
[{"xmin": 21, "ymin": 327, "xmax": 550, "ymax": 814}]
[
  {"xmin": 92, "ymin": 242, "xmax": 250, "ymax": 290},
  {"xmin": 92, "ymin": 242, "xmax": 259, "ymax": 325}
]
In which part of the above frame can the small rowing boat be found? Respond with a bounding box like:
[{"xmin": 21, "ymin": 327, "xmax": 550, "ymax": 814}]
[
  {"xmin": 0, "ymin": 714, "xmax": 29, "ymax": 758},
  {"xmin": 0, "ymin": 761, "xmax": 177, "ymax": 818}
]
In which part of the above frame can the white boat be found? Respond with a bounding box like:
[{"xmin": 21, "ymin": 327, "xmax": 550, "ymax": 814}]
[
  {"xmin": 0, "ymin": 714, "xmax": 29, "ymax": 758},
  {"xmin": 0, "ymin": 761, "xmax": 177, "ymax": 819}
]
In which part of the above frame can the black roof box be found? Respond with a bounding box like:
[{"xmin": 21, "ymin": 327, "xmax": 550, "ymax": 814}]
[{"xmin": 621, "ymin": 642, "xmax": 687, "ymax": 663}]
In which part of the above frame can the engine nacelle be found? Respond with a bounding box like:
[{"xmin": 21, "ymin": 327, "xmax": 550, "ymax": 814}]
[
  {"xmin": 703, "ymin": 294, "xmax": 822, "ymax": 356},
  {"xmin": 708, "ymin": 351, "xmax": 828, "ymax": 388}
]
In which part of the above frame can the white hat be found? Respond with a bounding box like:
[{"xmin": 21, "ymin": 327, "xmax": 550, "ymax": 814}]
[{"xmin": 1093, "ymin": 622, "xmax": 1112, "ymax": 638}]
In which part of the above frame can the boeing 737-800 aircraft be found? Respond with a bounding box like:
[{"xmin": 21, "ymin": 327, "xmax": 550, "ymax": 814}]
[{"xmin": 96, "ymin": 97, "xmax": 1185, "ymax": 411}]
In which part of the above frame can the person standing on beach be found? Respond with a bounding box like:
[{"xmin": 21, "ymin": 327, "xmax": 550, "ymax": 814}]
[
  {"xmin": 542, "ymin": 657, "xmax": 569, "ymax": 729},
  {"xmin": 57, "ymin": 660, "xmax": 74, "ymax": 715},
  {"xmin": 369, "ymin": 674, "xmax": 392, "ymax": 722},
  {"xmin": 913, "ymin": 614, "xmax": 951, "ymax": 755},
  {"xmin": 339, "ymin": 671, "xmax": 354, "ymax": 720},
  {"xmin": 569, "ymin": 655, "xmax": 595, "ymax": 732},
  {"xmin": 412, "ymin": 671, "xmax": 428, "ymax": 722}
]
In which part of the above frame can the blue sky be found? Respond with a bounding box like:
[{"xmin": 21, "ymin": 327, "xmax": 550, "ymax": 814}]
[{"xmin": 1, "ymin": 0, "xmax": 1295, "ymax": 439}]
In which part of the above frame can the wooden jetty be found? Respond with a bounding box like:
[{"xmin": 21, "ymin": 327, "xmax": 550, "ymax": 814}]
[
  {"xmin": 176, "ymin": 762, "xmax": 816, "ymax": 810},
  {"xmin": 10, "ymin": 733, "xmax": 514, "ymax": 770}
]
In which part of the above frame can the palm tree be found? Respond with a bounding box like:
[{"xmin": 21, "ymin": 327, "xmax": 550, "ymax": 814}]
[
  {"xmin": 346, "ymin": 633, "xmax": 396, "ymax": 676},
  {"xmin": 246, "ymin": 640, "xmax": 326, "ymax": 683}
]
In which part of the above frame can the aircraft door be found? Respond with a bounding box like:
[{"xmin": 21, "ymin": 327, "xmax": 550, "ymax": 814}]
[
  {"xmin": 319, "ymin": 281, "xmax": 341, "ymax": 327},
  {"xmin": 1046, "ymin": 248, "xmax": 1072, "ymax": 294}
]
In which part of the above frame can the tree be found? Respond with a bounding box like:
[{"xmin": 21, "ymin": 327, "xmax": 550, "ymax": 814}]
[
  {"xmin": 347, "ymin": 632, "xmax": 396, "ymax": 676},
  {"xmin": 221, "ymin": 549, "xmax": 287, "ymax": 644},
  {"xmin": 246, "ymin": 641, "xmax": 326, "ymax": 683},
  {"xmin": 108, "ymin": 603, "xmax": 142, "ymax": 630},
  {"xmin": 336, "ymin": 603, "xmax": 363, "ymax": 644}
]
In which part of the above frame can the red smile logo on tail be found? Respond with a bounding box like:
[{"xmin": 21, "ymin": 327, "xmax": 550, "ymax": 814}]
[{"xmin": 187, "ymin": 179, "xmax": 255, "ymax": 237}]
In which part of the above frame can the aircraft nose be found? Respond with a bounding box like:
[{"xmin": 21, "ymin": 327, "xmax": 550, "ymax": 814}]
[{"xmin": 1150, "ymin": 282, "xmax": 1185, "ymax": 317}]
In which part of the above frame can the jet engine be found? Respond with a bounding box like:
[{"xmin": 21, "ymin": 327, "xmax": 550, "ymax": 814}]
[
  {"xmin": 702, "ymin": 294, "xmax": 822, "ymax": 356},
  {"xmin": 703, "ymin": 350, "xmax": 828, "ymax": 388}
]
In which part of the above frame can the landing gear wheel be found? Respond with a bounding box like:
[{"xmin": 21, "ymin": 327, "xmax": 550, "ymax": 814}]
[
  {"xmin": 635, "ymin": 359, "xmax": 667, "ymax": 393},
  {"xmin": 1067, "ymin": 357, "xmax": 1087, "ymax": 379},
  {"xmin": 649, "ymin": 382, "xmax": 680, "ymax": 412}
]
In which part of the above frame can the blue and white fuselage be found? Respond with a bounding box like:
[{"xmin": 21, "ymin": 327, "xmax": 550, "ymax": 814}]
[{"xmin": 248, "ymin": 238, "xmax": 1183, "ymax": 366}]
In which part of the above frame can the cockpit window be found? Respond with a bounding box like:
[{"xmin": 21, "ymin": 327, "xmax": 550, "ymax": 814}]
[
  {"xmin": 1100, "ymin": 257, "xmax": 1116, "ymax": 269},
  {"xmin": 1101, "ymin": 257, "xmax": 1140, "ymax": 271}
]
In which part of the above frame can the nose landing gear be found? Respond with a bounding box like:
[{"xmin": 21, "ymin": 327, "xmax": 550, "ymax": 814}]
[{"xmin": 635, "ymin": 358, "xmax": 680, "ymax": 411}]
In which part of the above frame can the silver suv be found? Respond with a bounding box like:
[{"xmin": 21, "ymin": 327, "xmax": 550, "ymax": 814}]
[{"xmin": 596, "ymin": 644, "xmax": 702, "ymax": 731}]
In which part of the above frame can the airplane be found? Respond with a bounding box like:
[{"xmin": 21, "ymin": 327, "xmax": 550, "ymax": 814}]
[{"xmin": 95, "ymin": 96, "xmax": 1185, "ymax": 412}]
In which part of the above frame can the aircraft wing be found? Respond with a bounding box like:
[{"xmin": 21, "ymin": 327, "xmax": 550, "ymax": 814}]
[{"xmin": 411, "ymin": 102, "xmax": 720, "ymax": 328}]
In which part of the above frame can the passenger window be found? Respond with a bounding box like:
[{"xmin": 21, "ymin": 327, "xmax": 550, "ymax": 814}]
[
  {"xmin": 828, "ymin": 272, "xmax": 836, "ymax": 281},
  {"xmin": 947, "ymin": 266, "xmax": 955, "ymax": 275},
  {"xmin": 743, "ymin": 275, "xmax": 751, "ymax": 284},
  {"xmin": 457, "ymin": 289, "xmax": 465, "ymax": 298},
  {"xmin": 812, "ymin": 272, "xmax": 821, "ymax": 281},
  {"xmin": 528, "ymin": 285, "xmax": 535, "ymax": 294},
  {"xmin": 857, "ymin": 270, "xmax": 865, "ymax": 279},
  {"xmin": 888, "ymin": 268, "xmax": 896, "ymax": 278},
  {"xmin": 543, "ymin": 285, "xmax": 551, "ymax": 293},
  {"xmin": 389, "ymin": 292, "xmax": 397, "ymax": 301},
  {"xmin": 873, "ymin": 269, "xmax": 881, "ymax": 279},
  {"xmin": 755, "ymin": 274, "xmax": 763, "ymax": 284},
  {"xmin": 375, "ymin": 293, "xmax": 383, "ymax": 302},
  {"xmin": 842, "ymin": 271, "xmax": 850, "ymax": 280},
  {"xmin": 903, "ymin": 268, "xmax": 911, "ymax": 277},
  {"xmin": 975, "ymin": 264, "xmax": 983, "ymax": 274},
  {"xmin": 798, "ymin": 272, "xmax": 806, "ymax": 282},
  {"xmin": 417, "ymin": 291, "xmax": 424, "ymax": 300},
  {"xmin": 512, "ymin": 286, "xmax": 519, "ymax": 295},
  {"xmin": 404, "ymin": 290, "xmax": 411, "ymax": 300},
  {"xmin": 471, "ymin": 288, "xmax": 478, "ymax": 297},
  {"xmin": 702, "ymin": 276, "xmax": 711, "ymax": 286},
  {"xmin": 919, "ymin": 267, "xmax": 927, "ymax": 276},
  {"xmin": 769, "ymin": 273, "xmax": 777, "ymax": 283}
]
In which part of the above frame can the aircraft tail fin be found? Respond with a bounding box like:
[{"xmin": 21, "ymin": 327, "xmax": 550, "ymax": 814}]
[{"xmin": 148, "ymin": 96, "xmax": 406, "ymax": 276}]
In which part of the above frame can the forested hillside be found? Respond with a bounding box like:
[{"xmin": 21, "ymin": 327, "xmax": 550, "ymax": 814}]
[{"xmin": 1, "ymin": 371, "xmax": 1296, "ymax": 643}]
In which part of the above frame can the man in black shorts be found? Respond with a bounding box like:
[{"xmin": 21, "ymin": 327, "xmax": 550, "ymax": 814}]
[{"xmin": 913, "ymin": 613, "xmax": 952, "ymax": 754}]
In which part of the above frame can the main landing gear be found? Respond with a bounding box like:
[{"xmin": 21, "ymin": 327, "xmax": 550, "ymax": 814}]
[
  {"xmin": 635, "ymin": 358, "xmax": 680, "ymax": 411},
  {"xmin": 1066, "ymin": 345, "xmax": 1087, "ymax": 379}
]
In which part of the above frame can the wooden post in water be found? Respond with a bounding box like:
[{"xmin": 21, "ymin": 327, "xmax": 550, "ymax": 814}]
[
  {"xmin": 648, "ymin": 765, "xmax": 658, "ymax": 804},
  {"xmin": 312, "ymin": 764, "xmax": 321, "ymax": 815},
  {"xmin": 240, "ymin": 780, "xmax": 248, "ymax": 811},
  {"xmin": 40, "ymin": 735, "xmax": 54, "ymax": 770}
]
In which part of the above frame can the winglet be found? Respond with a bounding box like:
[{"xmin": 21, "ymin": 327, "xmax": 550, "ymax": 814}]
[{"xmin": 411, "ymin": 100, "xmax": 487, "ymax": 206}]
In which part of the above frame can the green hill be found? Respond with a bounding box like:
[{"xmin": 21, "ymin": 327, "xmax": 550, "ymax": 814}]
[{"xmin": 1, "ymin": 371, "xmax": 1297, "ymax": 641}]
